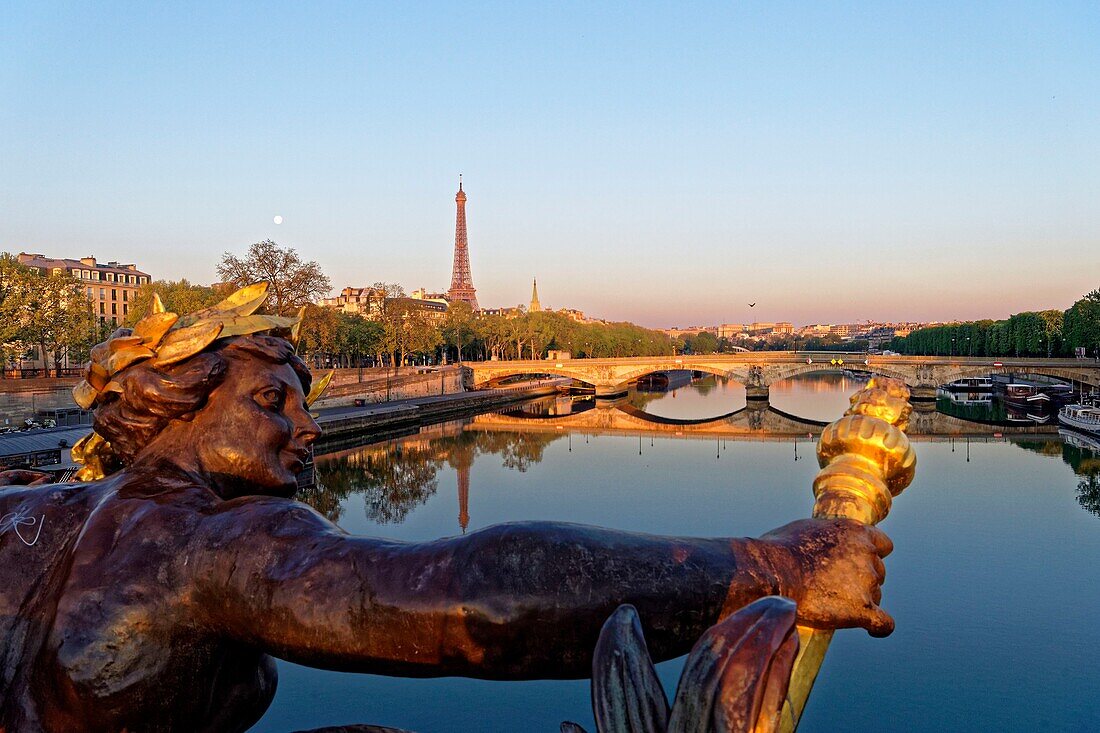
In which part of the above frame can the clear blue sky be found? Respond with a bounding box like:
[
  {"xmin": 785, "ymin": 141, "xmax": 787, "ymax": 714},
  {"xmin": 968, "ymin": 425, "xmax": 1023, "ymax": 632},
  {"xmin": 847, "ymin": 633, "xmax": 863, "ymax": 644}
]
[{"xmin": 2, "ymin": 2, "xmax": 1098, "ymax": 328}]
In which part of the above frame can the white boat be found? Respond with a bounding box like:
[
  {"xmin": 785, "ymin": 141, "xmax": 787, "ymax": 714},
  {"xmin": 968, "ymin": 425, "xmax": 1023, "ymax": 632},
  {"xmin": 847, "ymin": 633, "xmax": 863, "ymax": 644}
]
[
  {"xmin": 1058, "ymin": 404, "xmax": 1100, "ymax": 435},
  {"xmin": 944, "ymin": 377, "xmax": 993, "ymax": 391}
]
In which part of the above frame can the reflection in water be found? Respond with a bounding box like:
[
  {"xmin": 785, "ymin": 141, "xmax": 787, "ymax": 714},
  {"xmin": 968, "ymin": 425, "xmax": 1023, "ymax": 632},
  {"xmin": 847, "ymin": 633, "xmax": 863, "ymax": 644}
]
[
  {"xmin": 1013, "ymin": 431, "xmax": 1100, "ymax": 518},
  {"xmin": 308, "ymin": 384, "xmax": 1099, "ymax": 538},
  {"xmin": 937, "ymin": 390, "xmax": 1066, "ymax": 427},
  {"xmin": 312, "ymin": 428, "xmax": 564, "ymax": 529},
  {"xmin": 1063, "ymin": 432, "xmax": 1100, "ymax": 518},
  {"xmin": 628, "ymin": 373, "xmax": 745, "ymax": 420},
  {"xmin": 770, "ymin": 372, "xmax": 869, "ymax": 423},
  {"xmin": 1078, "ymin": 473, "xmax": 1100, "ymax": 517},
  {"xmin": 313, "ymin": 440, "xmax": 443, "ymax": 524},
  {"xmin": 627, "ymin": 372, "xmax": 884, "ymax": 424}
]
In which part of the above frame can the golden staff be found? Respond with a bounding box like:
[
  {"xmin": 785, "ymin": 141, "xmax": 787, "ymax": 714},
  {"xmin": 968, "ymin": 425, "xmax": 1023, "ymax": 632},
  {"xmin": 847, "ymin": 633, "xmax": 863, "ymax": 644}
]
[{"xmin": 778, "ymin": 377, "xmax": 917, "ymax": 732}]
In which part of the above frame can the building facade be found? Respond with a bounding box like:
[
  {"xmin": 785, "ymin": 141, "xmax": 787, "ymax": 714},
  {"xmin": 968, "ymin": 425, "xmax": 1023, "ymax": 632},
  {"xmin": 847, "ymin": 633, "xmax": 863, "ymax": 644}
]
[
  {"xmin": 320, "ymin": 286, "xmax": 385, "ymax": 317},
  {"xmin": 17, "ymin": 253, "xmax": 150, "ymax": 327},
  {"xmin": 320, "ymin": 286, "xmax": 448, "ymax": 320}
]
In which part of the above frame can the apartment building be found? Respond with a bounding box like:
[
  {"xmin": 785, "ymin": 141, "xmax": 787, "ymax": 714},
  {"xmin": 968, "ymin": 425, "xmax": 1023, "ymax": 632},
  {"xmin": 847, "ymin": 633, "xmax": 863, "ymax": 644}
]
[{"xmin": 17, "ymin": 253, "xmax": 150, "ymax": 326}]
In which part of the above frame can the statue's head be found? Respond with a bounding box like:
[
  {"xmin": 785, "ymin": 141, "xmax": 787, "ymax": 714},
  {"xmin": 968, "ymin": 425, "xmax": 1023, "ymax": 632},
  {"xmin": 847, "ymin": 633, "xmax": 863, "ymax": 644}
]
[{"xmin": 71, "ymin": 283, "xmax": 330, "ymax": 498}]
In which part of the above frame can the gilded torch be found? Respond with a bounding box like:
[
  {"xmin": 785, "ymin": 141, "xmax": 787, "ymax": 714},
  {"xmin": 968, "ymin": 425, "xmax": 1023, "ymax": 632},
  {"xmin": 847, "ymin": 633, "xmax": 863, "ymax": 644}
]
[{"xmin": 778, "ymin": 377, "xmax": 917, "ymax": 731}]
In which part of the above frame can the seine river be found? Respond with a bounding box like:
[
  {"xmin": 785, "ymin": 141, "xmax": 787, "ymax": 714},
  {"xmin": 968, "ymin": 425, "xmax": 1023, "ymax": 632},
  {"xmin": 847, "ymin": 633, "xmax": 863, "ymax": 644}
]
[{"xmin": 254, "ymin": 372, "xmax": 1100, "ymax": 732}]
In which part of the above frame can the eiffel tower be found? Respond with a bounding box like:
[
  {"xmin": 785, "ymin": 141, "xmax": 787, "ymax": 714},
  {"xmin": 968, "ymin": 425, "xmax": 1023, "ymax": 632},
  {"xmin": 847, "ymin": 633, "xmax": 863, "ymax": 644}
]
[{"xmin": 447, "ymin": 175, "xmax": 479, "ymax": 310}]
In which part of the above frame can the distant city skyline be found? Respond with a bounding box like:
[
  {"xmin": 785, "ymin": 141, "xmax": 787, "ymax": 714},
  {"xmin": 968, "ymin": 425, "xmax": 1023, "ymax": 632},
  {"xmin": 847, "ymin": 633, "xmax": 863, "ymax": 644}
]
[{"xmin": 3, "ymin": 3, "xmax": 1098, "ymax": 328}]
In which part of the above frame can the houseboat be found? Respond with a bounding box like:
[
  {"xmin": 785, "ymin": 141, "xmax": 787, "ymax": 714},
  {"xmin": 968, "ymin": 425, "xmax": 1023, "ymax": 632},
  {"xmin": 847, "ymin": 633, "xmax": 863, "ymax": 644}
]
[
  {"xmin": 1058, "ymin": 404, "xmax": 1100, "ymax": 436},
  {"xmin": 1001, "ymin": 381, "xmax": 1074, "ymax": 408},
  {"xmin": 943, "ymin": 377, "xmax": 994, "ymax": 392}
]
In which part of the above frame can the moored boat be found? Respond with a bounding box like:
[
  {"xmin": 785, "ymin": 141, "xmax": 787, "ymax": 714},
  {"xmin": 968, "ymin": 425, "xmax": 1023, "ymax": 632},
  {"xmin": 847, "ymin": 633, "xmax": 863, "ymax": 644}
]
[
  {"xmin": 1058, "ymin": 404, "xmax": 1100, "ymax": 436},
  {"xmin": 1002, "ymin": 381, "xmax": 1074, "ymax": 408},
  {"xmin": 944, "ymin": 377, "xmax": 993, "ymax": 392}
]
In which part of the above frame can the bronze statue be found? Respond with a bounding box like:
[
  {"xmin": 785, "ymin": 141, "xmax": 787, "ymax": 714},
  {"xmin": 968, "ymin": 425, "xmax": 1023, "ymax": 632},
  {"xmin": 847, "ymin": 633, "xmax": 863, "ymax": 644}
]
[
  {"xmin": 0, "ymin": 284, "xmax": 893, "ymax": 732},
  {"xmin": 562, "ymin": 597, "xmax": 800, "ymax": 733}
]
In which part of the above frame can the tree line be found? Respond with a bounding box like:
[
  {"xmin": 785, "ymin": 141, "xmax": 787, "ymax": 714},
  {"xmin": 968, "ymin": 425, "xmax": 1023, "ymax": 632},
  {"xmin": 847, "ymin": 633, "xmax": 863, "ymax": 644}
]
[
  {"xmin": 887, "ymin": 289, "xmax": 1100, "ymax": 358},
  {"xmin": 676, "ymin": 331, "xmax": 870, "ymax": 355},
  {"xmin": 300, "ymin": 297, "xmax": 679, "ymax": 368}
]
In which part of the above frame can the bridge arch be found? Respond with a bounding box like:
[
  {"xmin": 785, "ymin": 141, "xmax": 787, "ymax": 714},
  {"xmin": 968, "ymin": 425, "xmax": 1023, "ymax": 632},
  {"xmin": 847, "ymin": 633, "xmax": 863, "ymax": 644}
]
[
  {"xmin": 724, "ymin": 361, "xmax": 914, "ymax": 387},
  {"xmin": 937, "ymin": 364, "xmax": 1092, "ymax": 386},
  {"xmin": 470, "ymin": 366, "xmax": 597, "ymax": 390},
  {"xmin": 611, "ymin": 364, "xmax": 734, "ymax": 388}
]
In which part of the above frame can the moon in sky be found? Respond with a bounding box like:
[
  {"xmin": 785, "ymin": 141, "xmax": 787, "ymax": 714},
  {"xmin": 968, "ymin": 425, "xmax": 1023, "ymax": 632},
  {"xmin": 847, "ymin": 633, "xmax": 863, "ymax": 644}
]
[{"xmin": 273, "ymin": 215, "xmax": 284, "ymax": 225}]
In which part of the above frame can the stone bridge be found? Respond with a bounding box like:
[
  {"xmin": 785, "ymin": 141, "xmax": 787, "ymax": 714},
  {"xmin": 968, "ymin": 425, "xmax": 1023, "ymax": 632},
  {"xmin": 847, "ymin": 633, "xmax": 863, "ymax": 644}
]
[
  {"xmin": 465, "ymin": 353, "xmax": 1100, "ymax": 401},
  {"xmin": 468, "ymin": 399, "xmax": 1057, "ymax": 440}
]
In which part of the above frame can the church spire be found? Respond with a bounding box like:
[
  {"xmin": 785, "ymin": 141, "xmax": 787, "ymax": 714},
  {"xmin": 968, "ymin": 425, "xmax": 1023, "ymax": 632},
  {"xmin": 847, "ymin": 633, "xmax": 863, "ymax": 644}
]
[{"xmin": 529, "ymin": 277, "xmax": 541, "ymax": 313}]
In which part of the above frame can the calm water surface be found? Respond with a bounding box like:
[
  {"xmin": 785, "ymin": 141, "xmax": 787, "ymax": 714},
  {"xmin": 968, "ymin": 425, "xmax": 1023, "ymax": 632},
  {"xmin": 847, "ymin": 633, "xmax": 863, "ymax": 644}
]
[{"xmin": 255, "ymin": 373, "xmax": 1100, "ymax": 732}]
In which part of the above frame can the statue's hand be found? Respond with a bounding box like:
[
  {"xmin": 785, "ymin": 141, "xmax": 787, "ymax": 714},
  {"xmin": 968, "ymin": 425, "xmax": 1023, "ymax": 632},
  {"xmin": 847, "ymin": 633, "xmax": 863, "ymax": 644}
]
[{"xmin": 760, "ymin": 518, "xmax": 894, "ymax": 637}]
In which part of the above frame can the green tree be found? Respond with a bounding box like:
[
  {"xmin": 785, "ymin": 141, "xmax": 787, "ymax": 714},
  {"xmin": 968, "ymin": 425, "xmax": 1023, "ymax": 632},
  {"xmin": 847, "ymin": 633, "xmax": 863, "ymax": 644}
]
[
  {"xmin": 340, "ymin": 313, "xmax": 384, "ymax": 369},
  {"xmin": 475, "ymin": 314, "xmax": 510, "ymax": 361},
  {"xmin": 124, "ymin": 279, "xmax": 224, "ymax": 326},
  {"xmin": 372, "ymin": 283, "xmax": 408, "ymax": 366},
  {"xmin": 1064, "ymin": 289, "xmax": 1100, "ymax": 358},
  {"xmin": 442, "ymin": 301, "xmax": 476, "ymax": 362},
  {"xmin": 298, "ymin": 304, "xmax": 341, "ymax": 367},
  {"xmin": 0, "ymin": 254, "xmax": 32, "ymax": 371},
  {"xmin": 22, "ymin": 272, "xmax": 95, "ymax": 376},
  {"xmin": 688, "ymin": 332, "xmax": 719, "ymax": 354},
  {"xmin": 505, "ymin": 310, "xmax": 529, "ymax": 359},
  {"xmin": 526, "ymin": 312, "xmax": 557, "ymax": 359},
  {"xmin": 404, "ymin": 308, "xmax": 443, "ymax": 364}
]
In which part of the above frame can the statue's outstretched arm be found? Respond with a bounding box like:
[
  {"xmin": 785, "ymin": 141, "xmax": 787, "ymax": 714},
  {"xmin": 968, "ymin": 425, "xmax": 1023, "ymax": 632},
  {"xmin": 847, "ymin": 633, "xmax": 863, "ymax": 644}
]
[{"xmin": 194, "ymin": 501, "xmax": 889, "ymax": 679}]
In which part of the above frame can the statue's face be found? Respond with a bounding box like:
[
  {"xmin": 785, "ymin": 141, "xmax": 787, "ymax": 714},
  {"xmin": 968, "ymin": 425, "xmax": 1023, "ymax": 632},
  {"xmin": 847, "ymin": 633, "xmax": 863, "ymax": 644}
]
[{"xmin": 187, "ymin": 353, "xmax": 321, "ymax": 498}]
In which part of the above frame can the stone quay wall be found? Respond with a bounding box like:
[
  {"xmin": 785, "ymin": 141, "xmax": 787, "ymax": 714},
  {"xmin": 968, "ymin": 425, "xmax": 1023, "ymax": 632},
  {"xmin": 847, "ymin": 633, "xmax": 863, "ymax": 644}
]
[
  {"xmin": 312, "ymin": 367, "xmax": 465, "ymax": 409},
  {"xmin": 0, "ymin": 378, "xmax": 82, "ymax": 427}
]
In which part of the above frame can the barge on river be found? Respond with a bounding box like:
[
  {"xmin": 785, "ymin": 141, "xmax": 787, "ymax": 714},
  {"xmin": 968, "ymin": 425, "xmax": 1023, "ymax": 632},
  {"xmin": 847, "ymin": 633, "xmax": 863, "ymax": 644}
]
[
  {"xmin": 1058, "ymin": 403, "xmax": 1100, "ymax": 436},
  {"xmin": 944, "ymin": 377, "xmax": 993, "ymax": 392}
]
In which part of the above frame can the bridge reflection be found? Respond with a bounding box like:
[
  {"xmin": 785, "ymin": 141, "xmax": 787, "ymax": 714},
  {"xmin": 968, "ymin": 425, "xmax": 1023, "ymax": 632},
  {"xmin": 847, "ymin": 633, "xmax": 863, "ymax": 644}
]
[
  {"xmin": 473, "ymin": 396, "xmax": 1057, "ymax": 440},
  {"xmin": 305, "ymin": 401, "xmax": 1094, "ymax": 536}
]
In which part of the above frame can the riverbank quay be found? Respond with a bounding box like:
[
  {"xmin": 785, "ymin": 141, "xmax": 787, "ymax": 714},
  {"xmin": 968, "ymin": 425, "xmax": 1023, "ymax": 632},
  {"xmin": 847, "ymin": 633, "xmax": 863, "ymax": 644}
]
[
  {"xmin": 313, "ymin": 380, "xmax": 563, "ymax": 450},
  {"xmin": 312, "ymin": 365, "xmax": 465, "ymax": 409}
]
